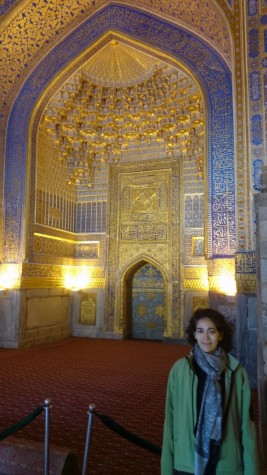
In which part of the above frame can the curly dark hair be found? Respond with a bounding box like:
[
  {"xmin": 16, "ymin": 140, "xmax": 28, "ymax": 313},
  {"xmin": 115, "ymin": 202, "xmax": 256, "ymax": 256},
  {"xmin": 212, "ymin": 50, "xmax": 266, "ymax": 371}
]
[{"xmin": 185, "ymin": 307, "xmax": 234, "ymax": 353}]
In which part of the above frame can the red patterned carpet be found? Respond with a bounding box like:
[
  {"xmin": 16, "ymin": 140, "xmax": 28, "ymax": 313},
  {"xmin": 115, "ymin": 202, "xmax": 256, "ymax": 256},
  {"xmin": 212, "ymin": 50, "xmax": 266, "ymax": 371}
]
[
  {"xmin": 0, "ymin": 338, "xmax": 259, "ymax": 474},
  {"xmin": 0, "ymin": 338, "xmax": 190, "ymax": 474}
]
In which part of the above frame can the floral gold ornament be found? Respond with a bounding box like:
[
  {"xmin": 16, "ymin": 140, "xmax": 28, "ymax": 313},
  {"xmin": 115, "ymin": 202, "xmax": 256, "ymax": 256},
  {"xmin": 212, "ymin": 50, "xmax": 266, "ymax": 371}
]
[{"xmin": 41, "ymin": 40, "xmax": 205, "ymax": 186}]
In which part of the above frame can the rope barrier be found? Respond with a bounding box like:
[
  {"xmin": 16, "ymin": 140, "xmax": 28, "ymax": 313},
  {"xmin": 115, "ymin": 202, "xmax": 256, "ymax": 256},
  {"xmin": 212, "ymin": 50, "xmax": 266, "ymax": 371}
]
[
  {"xmin": 91, "ymin": 407, "xmax": 162, "ymax": 455},
  {"xmin": 0, "ymin": 400, "xmax": 161, "ymax": 475},
  {"xmin": 0, "ymin": 406, "xmax": 44, "ymax": 442}
]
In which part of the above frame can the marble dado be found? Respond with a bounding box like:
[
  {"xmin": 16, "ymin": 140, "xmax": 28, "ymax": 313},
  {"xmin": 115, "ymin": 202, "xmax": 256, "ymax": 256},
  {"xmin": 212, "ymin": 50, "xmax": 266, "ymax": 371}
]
[
  {"xmin": 20, "ymin": 288, "xmax": 72, "ymax": 347},
  {"xmin": 0, "ymin": 288, "xmax": 72, "ymax": 348}
]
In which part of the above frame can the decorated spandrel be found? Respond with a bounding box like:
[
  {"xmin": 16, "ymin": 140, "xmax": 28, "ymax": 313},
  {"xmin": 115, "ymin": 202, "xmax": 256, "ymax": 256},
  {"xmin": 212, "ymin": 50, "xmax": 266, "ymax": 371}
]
[{"xmin": 4, "ymin": 5, "xmax": 234, "ymax": 278}]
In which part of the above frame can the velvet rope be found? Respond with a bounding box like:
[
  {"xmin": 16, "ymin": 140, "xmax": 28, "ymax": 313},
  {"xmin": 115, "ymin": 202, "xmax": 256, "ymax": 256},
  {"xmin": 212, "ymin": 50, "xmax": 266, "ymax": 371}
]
[
  {"xmin": 92, "ymin": 409, "xmax": 162, "ymax": 455},
  {"xmin": 0, "ymin": 406, "xmax": 44, "ymax": 441}
]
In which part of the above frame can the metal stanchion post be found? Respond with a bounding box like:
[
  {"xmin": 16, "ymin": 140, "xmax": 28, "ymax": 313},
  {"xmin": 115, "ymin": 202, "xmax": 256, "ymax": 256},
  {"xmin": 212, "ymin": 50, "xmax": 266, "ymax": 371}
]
[
  {"xmin": 44, "ymin": 398, "xmax": 51, "ymax": 475},
  {"xmin": 82, "ymin": 403, "xmax": 95, "ymax": 475}
]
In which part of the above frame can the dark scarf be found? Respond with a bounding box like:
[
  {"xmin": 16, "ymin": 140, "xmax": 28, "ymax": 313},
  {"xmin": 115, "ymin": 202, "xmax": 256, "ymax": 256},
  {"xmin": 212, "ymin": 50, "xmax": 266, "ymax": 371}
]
[{"xmin": 193, "ymin": 344, "xmax": 227, "ymax": 475}]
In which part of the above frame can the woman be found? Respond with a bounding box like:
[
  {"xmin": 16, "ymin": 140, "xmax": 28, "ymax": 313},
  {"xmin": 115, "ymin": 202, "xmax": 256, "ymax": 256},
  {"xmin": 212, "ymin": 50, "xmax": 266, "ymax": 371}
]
[{"xmin": 161, "ymin": 307, "xmax": 259, "ymax": 475}]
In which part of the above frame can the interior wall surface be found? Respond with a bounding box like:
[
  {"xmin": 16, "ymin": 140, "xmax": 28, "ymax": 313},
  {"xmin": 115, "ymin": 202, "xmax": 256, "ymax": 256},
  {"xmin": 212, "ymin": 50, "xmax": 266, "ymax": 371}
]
[
  {"xmin": 71, "ymin": 289, "xmax": 106, "ymax": 338},
  {"xmin": 20, "ymin": 289, "xmax": 72, "ymax": 347},
  {"xmin": 3, "ymin": 4, "xmax": 234, "ymax": 267},
  {"xmin": 0, "ymin": 2, "xmax": 235, "ymax": 350},
  {"xmin": 1, "ymin": 0, "xmax": 267, "ymax": 467},
  {"xmin": 106, "ymin": 159, "xmax": 181, "ymax": 337},
  {"xmin": 255, "ymin": 168, "xmax": 267, "ymax": 465}
]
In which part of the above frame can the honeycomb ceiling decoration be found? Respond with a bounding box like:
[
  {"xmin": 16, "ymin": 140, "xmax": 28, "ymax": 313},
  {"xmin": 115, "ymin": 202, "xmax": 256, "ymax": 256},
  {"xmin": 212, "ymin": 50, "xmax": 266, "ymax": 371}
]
[
  {"xmin": 0, "ymin": 0, "xmax": 231, "ymax": 115},
  {"xmin": 42, "ymin": 40, "xmax": 204, "ymax": 186}
]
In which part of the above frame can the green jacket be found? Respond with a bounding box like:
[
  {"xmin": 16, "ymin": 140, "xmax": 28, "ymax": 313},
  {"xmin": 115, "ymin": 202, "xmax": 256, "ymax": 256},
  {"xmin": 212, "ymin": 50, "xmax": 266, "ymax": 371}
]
[{"xmin": 161, "ymin": 353, "xmax": 259, "ymax": 475}]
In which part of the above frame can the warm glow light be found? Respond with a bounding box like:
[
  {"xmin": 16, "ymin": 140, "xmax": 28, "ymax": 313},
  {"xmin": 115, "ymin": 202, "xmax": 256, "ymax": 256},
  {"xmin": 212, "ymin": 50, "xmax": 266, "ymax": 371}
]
[
  {"xmin": 63, "ymin": 266, "xmax": 92, "ymax": 290},
  {"xmin": 217, "ymin": 275, "xmax": 237, "ymax": 296},
  {"xmin": 200, "ymin": 278, "xmax": 209, "ymax": 291},
  {"xmin": 0, "ymin": 265, "xmax": 21, "ymax": 289}
]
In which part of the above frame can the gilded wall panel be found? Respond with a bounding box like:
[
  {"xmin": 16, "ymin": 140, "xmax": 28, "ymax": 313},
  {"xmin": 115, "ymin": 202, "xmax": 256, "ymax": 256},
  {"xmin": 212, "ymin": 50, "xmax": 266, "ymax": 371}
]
[
  {"xmin": 235, "ymin": 251, "xmax": 256, "ymax": 293},
  {"xmin": 118, "ymin": 244, "xmax": 169, "ymax": 271},
  {"xmin": 245, "ymin": 0, "xmax": 267, "ymax": 250},
  {"xmin": 184, "ymin": 266, "xmax": 208, "ymax": 280},
  {"xmin": 20, "ymin": 263, "xmax": 105, "ymax": 289},
  {"xmin": 0, "ymin": 0, "xmax": 231, "ymax": 119},
  {"xmin": 234, "ymin": 44, "xmax": 251, "ymax": 256},
  {"xmin": 30, "ymin": 234, "xmax": 102, "ymax": 265},
  {"xmin": 3, "ymin": 5, "xmax": 234, "ymax": 265},
  {"xmin": 183, "ymin": 264, "xmax": 209, "ymax": 291},
  {"xmin": 235, "ymin": 251, "xmax": 256, "ymax": 274},
  {"xmin": 208, "ymin": 276, "xmax": 232, "ymax": 293},
  {"xmin": 105, "ymin": 159, "xmax": 182, "ymax": 337},
  {"xmin": 235, "ymin": 274, "xmax": 257, "ymax": 293},
  {"xmin": 184, "ymin": 280, "xmax": 209, "ymax": 290},
  {"xmin": 33, "ymin": 235, "xmax": 76, "ymax": 259},
  {"xmin": 192, "ymin": 296, "xmax": 209, "ymax": 311},
  {"xmin": 207, "ymin": 257, "xmax": 236, "ymax": 295},
  {"xmin": 184, "ymin": 229, "xmax": 206, "ymax": 265},
  {"xmin": 208, "ymin": 258, "xmax": 235, "ymax": 276},
  {"xmin": 38, "ymin": 237, "xmax": 100, "ymax": 259}
]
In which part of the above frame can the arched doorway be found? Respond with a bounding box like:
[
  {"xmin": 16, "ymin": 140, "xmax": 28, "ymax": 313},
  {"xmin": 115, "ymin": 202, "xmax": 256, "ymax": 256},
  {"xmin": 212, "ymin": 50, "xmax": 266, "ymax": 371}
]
[
  {"xmin": 130, "ymin": 263, "xmax": 165, "ymax": 340},
  {"xmin": 4, "ymin": 4, "xmax": 234, "ymax": 266},
  {"xmin": 3, "ymin": 3, "xmax": 234, "ymax": 344}
]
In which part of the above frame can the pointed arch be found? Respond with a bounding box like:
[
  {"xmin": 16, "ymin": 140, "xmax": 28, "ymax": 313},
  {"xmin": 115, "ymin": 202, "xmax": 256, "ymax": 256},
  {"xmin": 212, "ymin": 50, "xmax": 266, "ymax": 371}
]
[
  {"xmin": 4, "ymin": 3, "xmax": 234, "ymax": 263},
  {"xmin": 121, "ymin": 254, "xmax": 168, "ymax": 283},
  {"xmin": 120, "ymin": 257, "xmax": 166, "ymax": 339}
]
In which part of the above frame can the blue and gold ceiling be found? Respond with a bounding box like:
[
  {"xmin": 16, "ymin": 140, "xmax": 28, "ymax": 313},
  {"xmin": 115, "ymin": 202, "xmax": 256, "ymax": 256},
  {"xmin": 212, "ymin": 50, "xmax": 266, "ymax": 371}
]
[
  {"xmin": 0, "ymin": 0, "xmax": 233, "ymax": 118},
  {"xmin": 3, "ymin": 3, "xmax": 234, "ymax": 263}
]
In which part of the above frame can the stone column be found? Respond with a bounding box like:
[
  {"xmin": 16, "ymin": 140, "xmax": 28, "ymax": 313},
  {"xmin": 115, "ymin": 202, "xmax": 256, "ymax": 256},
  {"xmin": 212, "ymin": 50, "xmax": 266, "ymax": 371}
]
[{"xmin": 254, "ymin": 165, "xmax": 267, "ymax": 466}]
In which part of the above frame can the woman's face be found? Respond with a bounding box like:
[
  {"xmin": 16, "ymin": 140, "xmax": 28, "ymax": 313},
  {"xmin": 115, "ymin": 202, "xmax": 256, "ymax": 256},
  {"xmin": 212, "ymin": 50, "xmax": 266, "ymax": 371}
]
[{"xmin": 194, "ymin": 317, "xmax": 223, "ymax": 354}]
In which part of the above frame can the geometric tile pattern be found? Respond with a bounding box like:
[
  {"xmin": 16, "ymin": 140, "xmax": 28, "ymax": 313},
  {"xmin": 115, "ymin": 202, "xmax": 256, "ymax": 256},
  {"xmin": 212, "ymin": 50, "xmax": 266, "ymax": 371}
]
[
  {"xmin": 0, "ymin": 0, "xmax": 231, "ymax": 111},
  {"xmin": 4, "ymin": 5, "xmax": 234, "ymax": 263}
]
